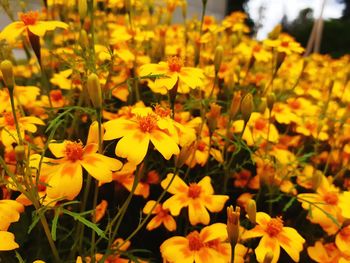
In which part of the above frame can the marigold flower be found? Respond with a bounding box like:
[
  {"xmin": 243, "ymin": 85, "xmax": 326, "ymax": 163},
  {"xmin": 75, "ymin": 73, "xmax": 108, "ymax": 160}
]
[
  {"xmin": 104, "ymin": 108, "xmax": 180, "ymax": 165},
  {"xmin": 242, "ymin": 212, "xmax": 305, "ymax": 263},
  {"xmin": 143, "ymin": 200, "xmax": 176, "ymax": 231},
  {"xmin": 160, "ymin": 223, "xmax": 233, "ymax": 263},
  {"xmin": 0, "ymin": 11, "xmax": 68, "ymax": 43},
  {"xmin": 161, "ymin": 174, "xmax": 229, "ymax": 225},
  {"xmin": 139, "ymin": 56, "xmax": 204, "ymax": 92}
]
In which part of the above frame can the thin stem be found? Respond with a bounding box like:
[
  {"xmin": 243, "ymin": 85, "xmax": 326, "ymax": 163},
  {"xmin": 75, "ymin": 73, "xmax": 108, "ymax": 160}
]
[{"xmin": 9, "ymin": 88, "xmax": 23, "ymax": 145}]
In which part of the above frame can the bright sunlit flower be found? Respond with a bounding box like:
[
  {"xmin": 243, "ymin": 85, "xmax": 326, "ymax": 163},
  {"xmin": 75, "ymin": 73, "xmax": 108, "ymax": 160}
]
[
  {"xmin": 242, "ymin": 212, "xmax": 305, "ymax": 263},
  {"xmin": 143, "ymin": 200, "xmax": 176, "ymax": 231},
  {"xmin": 140, "ymin": 56, "xmax": 205, "ymax": 92},
  {"xmin": 161, "ymin": 174, "xmax": 229, "ymax": 225},
  {"xmin": 0, "ymin": 11, "xmax": 68, "ymax": 43}
]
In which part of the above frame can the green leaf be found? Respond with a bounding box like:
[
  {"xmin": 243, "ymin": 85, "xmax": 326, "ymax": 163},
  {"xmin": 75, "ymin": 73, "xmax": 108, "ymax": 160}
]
[
  {"xmin": 62, "ymin": 209, "xmax": 107, "ymax": 239},
  {"xmin": 51, "ymin": 208, "xmax": 60, "ymax": 241}
]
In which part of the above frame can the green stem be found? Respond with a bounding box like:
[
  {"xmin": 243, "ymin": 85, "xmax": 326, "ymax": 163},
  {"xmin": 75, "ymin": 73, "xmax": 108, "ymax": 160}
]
[{"xmin": 9, "ymin": 88, "xmax": 23, "ymax": 145}]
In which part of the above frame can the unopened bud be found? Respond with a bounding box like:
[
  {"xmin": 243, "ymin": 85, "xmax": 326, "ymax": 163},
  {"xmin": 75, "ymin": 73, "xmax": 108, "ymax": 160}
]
[
  {"xmin": 15, "ymin": 145, "xmax": 26, "ymax": 162},
  {"xmin": 78, "ymin": 0, "xmax": 88, "ymax": 20},
  {"xmin": 241, "ymin": 93, "xmax": 254, "ymax": 123},
  {"xmin": 176, "ymin": 142, "xmax": 195, "ymax": 168},
  {"xmin": 206, "ymin": 103, "xmax": 221, "ymax": 135},
  {"xmin": 79, "ymin": 29, "xmax": 89, "ymax": 49},
  {"xmin": 214, "ymin": 45, "xmax": 224, "ymax": 74},
  {"xmin": 87, "ymin": 73, "xmax": 102, "ymax": 109},
  {"xmin": 263, "ymin": 251, "xmax": 274, "ymax": 263},
  {"xmin": 258, "ymin": 98, "xmax": 267, "ymax": 114},
  {"xmin": 227, "ymin": 205, "xmax": 240, "ymax": 246},
  {"xmin": 312, "ymin": 171, "xmax": 323, "ymax": 191},
  {"xmin": 1, "ymin": 60, "xmax": 15, "ymax": 88},
  {"xmin": 266, "ymin": 92, "xmax": 276, "ymax": 111},
  {"xmin": 181, "ymin": 1, "xmax": 187, "ymax": 19},
  {"xmin": 230, "ymin": 92, "xmax": 241, "ymax": 119},
  {"xmin": 246, "ymin": 200, "xmax": 256, "ymax": 225}
]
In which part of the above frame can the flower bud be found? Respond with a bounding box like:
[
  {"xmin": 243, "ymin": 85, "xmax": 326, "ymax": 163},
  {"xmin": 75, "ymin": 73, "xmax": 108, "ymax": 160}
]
[
  {"xmin": 206, "ymin": 103, "xmax": 221, "ymax": 135},
  {"xmin": 176, "ymin": 142, "xmax": 195, "ymax": 169},
  {"xmin": 214, "ymin": 45, "xmax": 224, "ymax": 74},
  {"xmin": 312, "ymin": 171, "xmax": 323, "ymax": 191},
  {"xmin": 268, "ymin": 24, "xmax": 281, "ymax": 40},
  {"xmin": 258, "ymin": 98, "xmax": 267, "ymax": 114},
  {"xmin": 246, "ymin": 199, "xmax": 256, "ymax": 225},
  {"xmin": 87, "ymin": 73, "xmax": 102, "ymax": 110},
  {"xmin": 79, "ymin": 29, "xmax": 89, "ymax": 49},
  {"xmin": 15, "ymin": 145, "xmax": 26, "ymax": 162},
  {"xmin": 227, "ymin": 205, "xmax": 240, "ymax": 247},
  {"xmin": 1, "ymin": 60, "xmax": 15, "ymax": 88},
  {"xmin": 78, "ymin": 0, "xmax": 88, "ymax": 20},
  {"xmin": 241, "ymin": 93, "xmax": 254, "ymax": 123},
  {"xmin": 181, "ymin": 1, "xmax": 187, "ymax": 19},
  {"xmin": 266, "ymin": 92, "xmax": 276, "ymax": 111},
  {"xmin": 230, "ymin": 92, "xmax": 241, "ymax": 119}
]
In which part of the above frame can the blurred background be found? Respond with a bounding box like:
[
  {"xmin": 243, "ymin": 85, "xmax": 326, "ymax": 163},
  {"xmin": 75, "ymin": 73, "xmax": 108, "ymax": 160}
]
[{"xmin": 0, "ymin": 0, "xmax": 349, "ymax": 57}]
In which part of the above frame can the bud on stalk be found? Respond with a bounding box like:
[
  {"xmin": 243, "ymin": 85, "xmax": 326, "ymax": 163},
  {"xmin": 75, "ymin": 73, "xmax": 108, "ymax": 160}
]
[
  {"xmin": 241, "ymin": 93, "xmax": 254, "ymax": 123},
  {"xmin": 1, "ymin": 60, "xmax": 15, "ymax": 89},
  {"xmin": 87, "ymin": 73, "xmax": 102, "ymax": 110}
]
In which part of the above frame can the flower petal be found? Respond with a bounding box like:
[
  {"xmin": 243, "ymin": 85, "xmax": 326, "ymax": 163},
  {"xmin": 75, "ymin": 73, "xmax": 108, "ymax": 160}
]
[
  {"xmin": 200, "ymin": 223, "xmax": 228, "ymax": 243},
  {"xmin": 160, "ymin": 173, "xmax": 188, "ymax": 195},
  {"xmin": 278, "ymin": 227, "xmax": 305, "ymax": 262},
  {"xmin": 188, "ymin": 200, "xmax": 210, "ymax": 225},
  {"xmin": 255, "ymin": 235, "xmax": 280, "ymax": 263},
  {"xmin": 160, "ymin": 236, "xmax": 194, "ymax": 263},
  {"xmin": 150, "ymin": 129, "xmax": 180, "ymax": 160},
  {"xmin": 0, "ymin": 231, "xmax": 19, "ymax": 251},
  {"xmin": 0, "ymin": 22, "xmax": 25, "ymax": 43},
  {"xmin": 115, "ymin": 131, "xmax": 150, "ymax": 164}
]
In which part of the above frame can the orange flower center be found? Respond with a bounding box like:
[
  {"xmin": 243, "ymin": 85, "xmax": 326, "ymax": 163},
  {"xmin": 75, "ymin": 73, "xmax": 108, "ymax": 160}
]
[
  {"xmin": 323, "ymin": 192, "xmax": 338, "ymax": 205},
  {"xmin": 281, "ymin": 41, "xmax": 289, "ymax": 48},
  {"xmin": 167, "ymin": 56, "xmax": 183, "ymax": 72},
  {"xmin": 188, "ymin": 183, "xmax": 202, "ymax": 199},
  {"xmin": 64, "ymin": 141, "xmax": 84, "ymax": 162},
  {"xmin": 137, "ymin": 114, "xmax": 158, "ymax": 133},
  {"xmin": 50, "ymin": 90, "xmax": 63, "ymax": 102},
  {"xmin": 266, "ymin": 217, "xmax": 283, "ymax": 237},
  {"xmin": 187, "ymin": 231, "xmax": 204, "ymax": 251},
  {"xmin": 3, "ymin": 112, "xmax": 17, "ymax": 127},
  {"xmin": 254, "ymin": 118, "xmax": 266, "ymax": 130},
  {"xmin": 289, "ymin": 100, "xmax": 301, "ymax": 109},
  {"xmin": 197, "ymin": 141, "xmax": 207, "ymax": 152},
  {"xmin": 154, "ymin": 105, "xmax": 171, "ymax": 118},
  {"xmin": 19, "ymin": 11, "xmax": 39, "ymax": 25}
]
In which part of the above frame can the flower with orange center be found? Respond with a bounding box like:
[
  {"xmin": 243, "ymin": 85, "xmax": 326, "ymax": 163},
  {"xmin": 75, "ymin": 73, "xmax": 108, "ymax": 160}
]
[
  {"xmin": 336, "ymin": 225, "xmax": 350, "ymax": 256},
  {"xmin": 143, "ymin": 200, "xmax": 176, "ymax": 231},
  {"xmin": 139, "ymin": 56, "xmax": 205, "ymax": 93},
  {"xmin": 36, "ymin": 123, "xmax": 122, "ymax": 201},
  {"xmin": 297, "ymin": 176, "xmax": 350, "ymax": 235},
  {"xmin": 0, "ymin": 111, "xmax": 45, "ymax": 146},
  {"xmin": 0, "ymin": 11, "xmax": 68, "ymax": 43},
  {"xmin": 104, "ymin": 107, "xmax": 180, "ymax": 165},
  {"xmin": 0, "ymin": 200, "xmax": 24, "ymax": 251},
  {"xmin": 160, "ymin": 223, "xmax": 248, "ymax": 263},
  {"xmin": 160, "ymin": 174, "xmax": 228, "ymax": 225},
  {"xmin": 242, "ymin": 212, "xmax": 305, "ymax": 263},
  {"xmin": 307, "ymin": 241, "xmax": 350, "ymax": 263}
]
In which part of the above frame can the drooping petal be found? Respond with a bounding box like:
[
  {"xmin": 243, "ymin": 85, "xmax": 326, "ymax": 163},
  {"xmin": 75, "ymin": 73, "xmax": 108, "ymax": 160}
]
[
  {"xmin": 163, "ymin": 195, "xmax": 189, "ymax": 216},
  {"xmin": 46, "ymin": 163, "xmax": 82, "ymax": 200},
  {"xmin": 241, "ymin": 225, "xmax": 265, "ymax": 240},
  {"xmin": 188, "ymin": 200, "xmax": 210, "ymax": 225},
  {"xmin": 150, "ymin": 129, "xmax": 180, "ymax": 160},
  {"xmin": 203, "ymin": 194, "xmax": 229, "ymax": 213},
  {"xmin": 0, "ymin": 231, "xmax": 19, "ymax": 251},
  {"xmin": 0, "ymin": 22, "xmax": 25, "ymax": 43},
  {"xmin": 255, "ymin": 235, "xmax": 280, "ymax": 263},
  {"xmin": 160, "ymin": 173, "xmax": 188, "ymax": 195},
  {"xmin": 115, "ymin": 131, "xmax": 150, "ymax": 165},
  {"xmin": 278, "ymin": 227, "xmax": 305, "ymax": 262},
  {"xmin": 28, "ymin": 21, "xmax": 68, "ymax": 37}
]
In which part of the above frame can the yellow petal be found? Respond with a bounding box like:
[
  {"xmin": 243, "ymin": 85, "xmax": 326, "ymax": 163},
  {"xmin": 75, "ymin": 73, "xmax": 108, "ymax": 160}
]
[
  {"xmin": 103, "ymin": 119, "xmax": 136, "ymax": 140},
  {"xmin": 154, "ymin": 73, "xmax": 178, "ymax": 90},
  {"xmin": 160, "ymin": 236, "xmax": 194, "ymax": 263},
  {"xmin": 278, "ymin": 227, "xmax": 305, "ymax": 262},
  {"xmin": 143, "ymin": 200, "xmax": 157, "ymax": 214},
  {"xmin": 46, "ymin": 163, "xmax": 82, "ymax": 200},
  {"xmin": 0, "ymin": 231, "xmax": 19, "ymax": 251},
  {"xmin": 115, "ymin": 131, "xmax": 150, "ymax": 164},
  {"xmin": 255, "ymin": 235, "xmax": 280, "ymax": 263},
  {"xmin": 188, "ymin": 200, "xmax": 210, "ymax": 225},
  {"xmin": 163, "ymin": 195, "xmax": 189, "ymax": 216},
  {"xmin": 81, "ymin": 154, "xmax": 117, "ymax": 183},
  {"xmin": 160, "ymin": 173, "xmax": 188, "ymax": 195},
  {"xmin": 0, "ymin": 22, "xmax": 25, "ymax": 43},
  {"xmin": 203, "ymin": 195, "xmax": 229, "ymax": 213},
  {"xmin": 163, "ymin": 215, "xmax": 177, "ymax": 231},
  {"xmin": 150, "ymin": 130, "xmax": 180, "ymax": 160},
  {"xmin": 200, "ymin": 223, "xmax": 228, "ymax": 243}
]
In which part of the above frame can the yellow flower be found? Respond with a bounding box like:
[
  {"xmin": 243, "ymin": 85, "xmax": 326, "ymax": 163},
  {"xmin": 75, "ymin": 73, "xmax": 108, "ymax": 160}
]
[
  {"xmin": 160, "ymin": 223, "xmax": 233, "ymax": 263},
  {"xmin": 0, "ymin": 200, "xmax": 24, "ymax": 251},
  {"xmin": 41, "ymin": 139, "xmax": 122, "ymax": 200},
  {"xmin": 307, "ymin": 241, "xmax": 350, "ymax": 263},
  {"xmin": 143, "ymin": 200, "xmax": 176, "ymax": 231},
  {"xmin": 104, "ymin": 107, "xmax": 180, "ymax": 165},
  {"xmin": 242, "ymin": 212, "xmax": 305, "ymax": 263},
  {"xmin": 0, "ymin": 11, "xmax": 68, "ymax": 43},
  {"xmin": 139, "ymin": 56, "xmax": 204, "ymax": 92},
  {"xmin": 0, "ymin": 111, "xmax": 45, "ymax": 146},
  {"xmin": 161, "ymin": 174, "xmax": 229, "ymax": 225}
]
